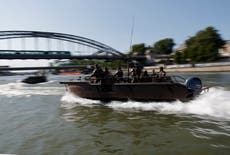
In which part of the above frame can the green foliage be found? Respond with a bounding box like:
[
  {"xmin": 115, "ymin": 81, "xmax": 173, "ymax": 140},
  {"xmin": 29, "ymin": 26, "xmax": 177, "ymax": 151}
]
[
  {"xmin": 102, "ymin": 60, "xmax": 126, "ymax": 68},
  {"xmin": 69, "ymin": 60, "xmax": 126, "ymax": 69},
  {"xmin": 184, "ymin": 26, "xmax": 225, "ymax": 62},
  {"xmin": 174, "ymin": 52, "xmax": 186, "ymax": 64},
  {"xmin": 129, "ymin": 43, "xmax": 146, "ymax": 55},
  {"xmin": 152, "ymin": 38, "xmax": 175, "ymax": 54}
]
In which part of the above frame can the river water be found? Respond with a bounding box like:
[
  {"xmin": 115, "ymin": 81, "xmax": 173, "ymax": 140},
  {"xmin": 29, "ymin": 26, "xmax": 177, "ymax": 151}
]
[{"xmin": 0, "ymin": 73, "xmax": 230, "ymax": 155}]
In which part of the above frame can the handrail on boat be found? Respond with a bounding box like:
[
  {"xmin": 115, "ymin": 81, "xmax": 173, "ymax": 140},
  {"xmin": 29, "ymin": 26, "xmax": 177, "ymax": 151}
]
[{"xmin": 84, "ymin": 74, "xmax": 186, "ymax": 84}]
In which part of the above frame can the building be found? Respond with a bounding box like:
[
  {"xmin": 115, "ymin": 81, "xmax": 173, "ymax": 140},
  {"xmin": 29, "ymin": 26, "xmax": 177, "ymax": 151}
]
[{"xmin": 219, "ymin": 40, "xmax": 230, "ymax": 56}]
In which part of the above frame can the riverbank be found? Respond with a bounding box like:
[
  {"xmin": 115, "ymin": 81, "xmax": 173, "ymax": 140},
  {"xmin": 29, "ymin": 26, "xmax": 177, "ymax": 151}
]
[{"xmin": 145, "ymin": 65, "xmax": 230, "ymax": 73}]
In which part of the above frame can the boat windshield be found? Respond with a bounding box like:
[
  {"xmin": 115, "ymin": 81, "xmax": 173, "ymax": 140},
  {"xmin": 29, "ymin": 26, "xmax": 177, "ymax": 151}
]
[{"xmin": 170, "ymin": 75, "xmax": 186, "ymax": 84}]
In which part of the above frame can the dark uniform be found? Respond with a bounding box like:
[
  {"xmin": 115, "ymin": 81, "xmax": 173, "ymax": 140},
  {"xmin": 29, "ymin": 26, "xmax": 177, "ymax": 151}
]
[
  {"xmin": 91, "ymin": 65, "xmax": 104, "ymax": 83},
  {"xmin": 158, "ymin": 67, "xmax": 166, "ymax": 78},
  {"xmin": 114, "ymin": 67, "xmax": 123, "ymax": 82}
]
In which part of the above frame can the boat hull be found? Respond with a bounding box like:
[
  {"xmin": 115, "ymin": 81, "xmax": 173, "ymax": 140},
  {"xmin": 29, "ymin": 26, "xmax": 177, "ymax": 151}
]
[
  {"xmin": 22, "ymin": 76, "xmax": 47, "ymax": 84},
  {"xmin": 61, "ymin": 81, "xmax": 194, "ymax": 102}
]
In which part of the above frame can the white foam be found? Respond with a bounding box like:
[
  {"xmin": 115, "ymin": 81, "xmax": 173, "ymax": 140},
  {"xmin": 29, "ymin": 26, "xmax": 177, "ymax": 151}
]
[
  {"xmin": 60, "ymin": 87, "xmax": 230, "ymax": 119},
  {"xmin": 0, "ymin": 82, "xmax": 64, "ymax": 97},
  {"xmin": 60, "ymin": 92, "xmax": 101, "ymax": 109}
]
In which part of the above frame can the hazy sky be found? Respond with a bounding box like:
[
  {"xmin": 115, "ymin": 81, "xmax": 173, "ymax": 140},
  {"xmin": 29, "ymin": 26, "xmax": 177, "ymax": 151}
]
[{"xmin": 0, "ymin": 0, "xmax": 229, "ymax": 66}]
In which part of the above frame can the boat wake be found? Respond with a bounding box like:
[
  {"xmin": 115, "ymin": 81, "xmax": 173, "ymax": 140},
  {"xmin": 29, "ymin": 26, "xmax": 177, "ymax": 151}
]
[
  {"xmin": 0, "ymin": 82, "xmax": 65, "ymax": 97},
  {"xmin": 61, "ymin": 87, "xmax": 230, "ymax": 120}
]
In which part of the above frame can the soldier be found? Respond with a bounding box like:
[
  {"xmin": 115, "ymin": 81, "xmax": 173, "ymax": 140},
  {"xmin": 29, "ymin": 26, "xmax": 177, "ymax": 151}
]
[
  {"xmin": 130, "ymin": 63, "xmax": 143, "ymax": 83},
  {"xmin": 141, "ymin": 70, "xmax": 150, "ymax": 82},
  {"xmin": 130, "ymin": 65, "xmax": 137, "ymax": 83},
  {"xmin": 158, "ymin": 66, "xmax": 166, "ymax": 78},
  {"xmin": 136, "ymin": 64, "xmax": 142, "ymax": 80},
  {"xmin": 104, "ymin": 67, "xmax": 110, "ymax": 77},
  {"xmin": 91, "ymin": 64, "xmax": 104, "ymax": 83},
  {"xmin": 114, "ymin": 66, "xmax": 123, "ymax": 82}
]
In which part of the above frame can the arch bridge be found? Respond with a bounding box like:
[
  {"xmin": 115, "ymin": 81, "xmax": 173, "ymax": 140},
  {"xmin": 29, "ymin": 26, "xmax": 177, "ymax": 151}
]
[{"xmin": 0, "ymin": 30, "xmax": 132, "ymax": 60}]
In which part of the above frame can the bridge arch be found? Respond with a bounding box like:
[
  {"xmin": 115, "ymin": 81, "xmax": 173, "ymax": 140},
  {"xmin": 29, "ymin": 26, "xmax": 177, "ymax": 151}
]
[{"xmin": 0, "ymin": 30, "xmax": 124, "ymax": 57}]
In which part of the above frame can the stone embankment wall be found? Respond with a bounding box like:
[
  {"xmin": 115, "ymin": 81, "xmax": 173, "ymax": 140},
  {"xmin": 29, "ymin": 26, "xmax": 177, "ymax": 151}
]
[{"xmin": 145, "ymin": 62, "xmax": 230, "ymax": 72}]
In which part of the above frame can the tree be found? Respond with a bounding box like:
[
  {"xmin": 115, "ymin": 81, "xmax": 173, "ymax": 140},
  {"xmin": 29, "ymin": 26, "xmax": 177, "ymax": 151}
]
[
  {"xmin": 152, "ymin": 38, "xmax": 175, "ymax": 54},
  {"xmin": 184, "ymin": 26, "xmax": 225, "ymax": 62},
  {"xmin": 129, "ymin": 43, "xmax": 146, "ymax": 55},
  {"xmin": 174, "ymin": 52, "xmax": 186, "ymax": 64}
]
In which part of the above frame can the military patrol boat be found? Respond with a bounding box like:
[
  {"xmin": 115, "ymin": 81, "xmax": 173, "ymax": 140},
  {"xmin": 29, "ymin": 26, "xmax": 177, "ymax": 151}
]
[{"xmin": 60, "ymin": 75, "xmax": 205, "ymax": 102}]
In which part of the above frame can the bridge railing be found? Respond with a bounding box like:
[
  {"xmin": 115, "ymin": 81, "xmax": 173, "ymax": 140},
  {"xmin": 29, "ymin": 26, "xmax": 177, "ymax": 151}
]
[{"xmin": 0, "ymin": 50, "xmax": 71, "ymax": 55}]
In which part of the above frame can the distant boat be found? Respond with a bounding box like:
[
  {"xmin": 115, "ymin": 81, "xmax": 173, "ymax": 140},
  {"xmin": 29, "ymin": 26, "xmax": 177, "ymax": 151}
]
[{"xmin": 22, "ymin": 75, "xmax": 47, "ymax": 84}]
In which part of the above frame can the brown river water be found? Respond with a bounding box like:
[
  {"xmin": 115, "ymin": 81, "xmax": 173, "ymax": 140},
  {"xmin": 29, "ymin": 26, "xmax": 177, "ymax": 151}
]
[{"xmin": 0, "ymin": 72, "xmax": 230, "ymax": 155}]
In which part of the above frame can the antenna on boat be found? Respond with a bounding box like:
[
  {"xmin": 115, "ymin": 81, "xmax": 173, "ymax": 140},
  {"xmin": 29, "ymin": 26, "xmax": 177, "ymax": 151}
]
[
  {"xmin": 127, "ymin": 16, "xmax": 135, "ymax": 81},
  {"xmin": 129, "ymin": 16, "xmax": 135, "ymax": 52}
]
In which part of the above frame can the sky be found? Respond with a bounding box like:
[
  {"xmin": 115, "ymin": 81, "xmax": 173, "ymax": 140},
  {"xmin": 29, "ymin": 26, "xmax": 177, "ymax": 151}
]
[{"xmin": 0, "ymin": 0, "xmax": 230, "ymax": 67}]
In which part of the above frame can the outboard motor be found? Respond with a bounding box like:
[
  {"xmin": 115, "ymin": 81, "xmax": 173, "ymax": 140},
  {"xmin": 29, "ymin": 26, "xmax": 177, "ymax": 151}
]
[{"xmin": 185, "ymin": 77, "xmax": 202, "ymax": 96}]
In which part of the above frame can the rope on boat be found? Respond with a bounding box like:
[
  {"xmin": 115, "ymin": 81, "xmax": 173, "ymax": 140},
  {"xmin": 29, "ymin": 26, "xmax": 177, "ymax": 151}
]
[{"xmin": 201, "ymin": 86, "xmax": 210, "ymax": 94}]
